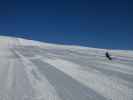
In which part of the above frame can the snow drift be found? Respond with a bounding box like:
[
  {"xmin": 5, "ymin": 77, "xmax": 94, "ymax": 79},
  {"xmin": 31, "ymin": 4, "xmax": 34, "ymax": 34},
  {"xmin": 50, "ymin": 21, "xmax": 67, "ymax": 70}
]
[{"xmin": 0, "ymin": 36, "xmax": 133, "ymax": 100}]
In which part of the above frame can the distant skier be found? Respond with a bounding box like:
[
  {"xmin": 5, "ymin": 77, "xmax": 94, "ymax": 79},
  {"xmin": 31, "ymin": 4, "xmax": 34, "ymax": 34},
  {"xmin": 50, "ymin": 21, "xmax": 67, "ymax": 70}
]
[{"xmin": 105, "ymin": 52, "xmax": 112, "ymax": 60}]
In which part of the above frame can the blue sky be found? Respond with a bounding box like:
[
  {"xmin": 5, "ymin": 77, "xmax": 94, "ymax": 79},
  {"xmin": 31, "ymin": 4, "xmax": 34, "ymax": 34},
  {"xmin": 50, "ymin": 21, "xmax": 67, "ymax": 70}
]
[{"xmin": 0, "ymin": 0, "xmax": 132, "ymax": 50}]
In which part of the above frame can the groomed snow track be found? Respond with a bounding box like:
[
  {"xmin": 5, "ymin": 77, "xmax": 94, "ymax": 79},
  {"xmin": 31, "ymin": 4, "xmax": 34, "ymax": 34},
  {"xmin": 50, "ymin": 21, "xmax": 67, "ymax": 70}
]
[{"xmin": 0, "ymin": 36, "xmax": 133, "ymax": 100}]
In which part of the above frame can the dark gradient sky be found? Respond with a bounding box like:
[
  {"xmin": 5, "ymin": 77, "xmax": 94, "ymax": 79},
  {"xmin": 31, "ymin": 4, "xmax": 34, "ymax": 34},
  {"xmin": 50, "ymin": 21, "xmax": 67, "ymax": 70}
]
[{"xmin": 0, "ymin": 0, "xmax": 132, "ymax": 50}]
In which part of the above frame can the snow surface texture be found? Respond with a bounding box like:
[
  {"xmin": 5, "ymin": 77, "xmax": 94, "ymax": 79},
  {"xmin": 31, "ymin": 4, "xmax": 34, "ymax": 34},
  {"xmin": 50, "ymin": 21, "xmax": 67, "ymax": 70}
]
[{"xmin": 0, "ymin": 36, "xmax": 133, "ymax": 100}]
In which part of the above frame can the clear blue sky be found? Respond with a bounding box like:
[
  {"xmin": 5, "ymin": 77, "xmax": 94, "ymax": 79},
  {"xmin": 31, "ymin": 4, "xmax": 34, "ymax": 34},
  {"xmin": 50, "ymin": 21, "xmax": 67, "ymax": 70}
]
[{"xmin": 0, "ymin": 0, "xmax": 132, "ymax": 50}]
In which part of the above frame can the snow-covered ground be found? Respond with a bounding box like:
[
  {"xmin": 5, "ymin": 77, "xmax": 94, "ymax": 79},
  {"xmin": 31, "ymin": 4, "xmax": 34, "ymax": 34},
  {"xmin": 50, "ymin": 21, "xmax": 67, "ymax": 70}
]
[{"xmin": 0, "ymin": 36, "xmax": 133, "ymax": 100}]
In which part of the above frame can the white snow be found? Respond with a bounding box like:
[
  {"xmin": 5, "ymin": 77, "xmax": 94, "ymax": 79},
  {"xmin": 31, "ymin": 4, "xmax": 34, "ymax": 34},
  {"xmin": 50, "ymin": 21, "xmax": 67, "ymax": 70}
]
[{"xmin": 0, "ymin": 36, "xmax": 133, "ymax": 100}]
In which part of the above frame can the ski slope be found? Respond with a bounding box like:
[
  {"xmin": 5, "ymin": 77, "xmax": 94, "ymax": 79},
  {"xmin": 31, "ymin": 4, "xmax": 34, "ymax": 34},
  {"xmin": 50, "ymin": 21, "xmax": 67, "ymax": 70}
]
[{"xmin": 0, "ymin": 36, "xmax": 133, "ymax": 100}]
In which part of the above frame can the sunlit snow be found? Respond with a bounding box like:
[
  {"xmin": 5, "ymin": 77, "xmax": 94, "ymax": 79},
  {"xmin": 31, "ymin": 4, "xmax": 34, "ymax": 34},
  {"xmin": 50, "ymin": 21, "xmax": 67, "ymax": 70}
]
[{"xmin": 0, "ymin": 36, "xmax": 133, "ymax": 100}]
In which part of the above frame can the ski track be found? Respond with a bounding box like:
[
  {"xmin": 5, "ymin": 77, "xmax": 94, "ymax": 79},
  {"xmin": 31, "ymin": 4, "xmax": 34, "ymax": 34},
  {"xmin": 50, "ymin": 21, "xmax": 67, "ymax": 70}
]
[{"xmin": 0, "ymin": 36, "xmax": 133, "ymax": 100}]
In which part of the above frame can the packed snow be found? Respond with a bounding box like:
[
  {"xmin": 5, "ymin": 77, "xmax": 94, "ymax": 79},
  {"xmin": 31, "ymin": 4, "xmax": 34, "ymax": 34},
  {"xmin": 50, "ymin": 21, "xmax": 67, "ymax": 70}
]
[{"xmin": 0, "ymin": 36, "xmax": 133, "ymax": 100}]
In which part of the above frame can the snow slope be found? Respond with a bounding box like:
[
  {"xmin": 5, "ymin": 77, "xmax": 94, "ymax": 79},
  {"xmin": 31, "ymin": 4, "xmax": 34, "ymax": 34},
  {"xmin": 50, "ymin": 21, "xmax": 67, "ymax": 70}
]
[{"xmin": 0, "ymin": 36, "xmax": 133, "ymax": 100}]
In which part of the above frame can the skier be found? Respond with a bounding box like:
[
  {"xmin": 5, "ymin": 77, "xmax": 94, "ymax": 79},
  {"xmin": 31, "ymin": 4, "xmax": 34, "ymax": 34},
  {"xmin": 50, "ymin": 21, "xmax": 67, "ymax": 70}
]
[{"xmin": 105, "ymin": 51, "xmax": 112, "ymax": 60}]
